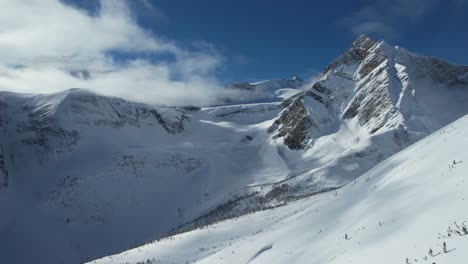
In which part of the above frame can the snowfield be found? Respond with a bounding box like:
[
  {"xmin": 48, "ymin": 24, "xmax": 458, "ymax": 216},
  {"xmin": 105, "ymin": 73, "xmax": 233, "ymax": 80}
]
[{"xmin": 90, "ymin": 114, "xmax": 468, "ymax": 264}]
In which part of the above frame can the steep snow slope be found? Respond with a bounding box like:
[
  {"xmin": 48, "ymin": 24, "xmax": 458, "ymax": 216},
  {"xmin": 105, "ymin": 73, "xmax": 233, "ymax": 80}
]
[{"xmin": 90, "ymin": 114, "xmax": 468, "ymax": 264}]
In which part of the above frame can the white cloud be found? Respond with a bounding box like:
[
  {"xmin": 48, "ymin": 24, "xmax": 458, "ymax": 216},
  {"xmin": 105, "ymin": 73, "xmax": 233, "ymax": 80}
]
[{"xmin": 0, "ymin": 0, "xmax": 225, "ymax": 106}]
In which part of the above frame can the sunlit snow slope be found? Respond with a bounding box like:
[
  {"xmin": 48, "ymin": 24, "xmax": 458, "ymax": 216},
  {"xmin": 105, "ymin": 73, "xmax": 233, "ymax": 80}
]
[{"xmin": 91, "ymin": 114, "xmax": 468, "ymax": 264}]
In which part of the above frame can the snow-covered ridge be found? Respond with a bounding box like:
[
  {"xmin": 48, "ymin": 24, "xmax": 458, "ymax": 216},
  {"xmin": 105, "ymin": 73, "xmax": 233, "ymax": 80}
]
[{"xmin": 220, "ymin": 77, "xmax": 305, "ymax": 104}]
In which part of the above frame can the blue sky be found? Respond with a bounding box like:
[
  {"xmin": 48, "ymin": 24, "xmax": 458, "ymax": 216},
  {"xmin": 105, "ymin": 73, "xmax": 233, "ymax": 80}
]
[
  {"xmin": 0, "ymin": 0, "xmax": 467, "ymax": 105},
  {"xmin": 65, "ymin": 0, "xmax": 468, "ymax": 83}
]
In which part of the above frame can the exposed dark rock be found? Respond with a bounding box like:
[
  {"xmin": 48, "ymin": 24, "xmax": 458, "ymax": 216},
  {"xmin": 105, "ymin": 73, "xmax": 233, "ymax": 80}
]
[
  {"xmin": 229, "ymin": 82, "xmax": 256, "ymax": 91},
  {"xmin": 274, "ymin": 98, "xmax": 317, "ymax": 150},
  {"xmin": 66, "ymin": 94, "xmax": 188, "ymax": 134},
  {"xmin": 281, "ymin": 91, "xmax": 304, "ymax": 108},
  {"xmin": 242, "ymin": 135, "xmax": 253, "ymax": 142},
  {"xmin": 270, "ymin": 83, "xmax": 336, "ymax": 150},
  {"xmin": 323, "ymin": 35, "xmax": 375, "ymax": 75},
  {"xmin": 342, "ymin": 57, "xmax": 394, "ymax": 134},
  {"xmin": 402, "ymin": 54, "xmax": 468, "ymax": 86},
  {"xmin": 22, "ymin": 127, "xmax": 80, "ymax": 154},
  {"xmin": 341, "ymin": 94, "xmax": 361, "ymax": 120},
  {"xmin": 305, "ymin": 90, "xmax": 324, "ymax": 104},
  {"xmin": 142, "ymin": 108, "xmax": 187, "ymax": 134},
  {"xmin": 216, "ymin": 104, "xmax": 281, "ymax": 118},
  {"xmin": 358, "ymin": 44, "xmax": 388, "ymax": 79},
  {"xmin": 311, "ymin": 82, "xmax": 332, "ymax": 96},
  {"xmin": 177, "ymin": 106, "xmax": 201, "ymax": 112},
  {"xmin": 216, "ymin": 108, "xmax": 249, "ymax": 117}
]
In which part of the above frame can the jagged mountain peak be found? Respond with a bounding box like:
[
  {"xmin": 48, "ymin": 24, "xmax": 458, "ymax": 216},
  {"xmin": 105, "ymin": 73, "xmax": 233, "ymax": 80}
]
[
  {"xmin": 271, "ymin": 36, "xmax": 468, "ymax": 151},
  {"xmin": 352, "ymin": 34, "xmax": 375, "ymax": 50}
]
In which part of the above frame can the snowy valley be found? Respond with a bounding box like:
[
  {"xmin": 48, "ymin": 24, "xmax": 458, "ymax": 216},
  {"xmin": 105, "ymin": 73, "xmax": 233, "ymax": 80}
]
[{"xmin": 0, "ymin": 35, "xmax": 467, "ymax": 263}]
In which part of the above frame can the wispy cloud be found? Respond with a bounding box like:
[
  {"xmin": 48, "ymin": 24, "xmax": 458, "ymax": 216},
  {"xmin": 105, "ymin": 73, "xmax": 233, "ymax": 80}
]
[
  {"xmin": 339, "ymin": 0, "xmax": 448, "ymax": 40},
  {"xmin": 0, "ymin": 0, "xmax": 225, "ymax": 106}
]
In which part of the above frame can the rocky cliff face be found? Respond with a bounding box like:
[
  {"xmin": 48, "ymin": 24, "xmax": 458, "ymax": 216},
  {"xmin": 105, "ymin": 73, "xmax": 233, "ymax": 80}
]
[
  {"xmin": 270, "ymin": 98, "xmax": 314, "ymax": 150},
  {"xmin": 58, "ymin": 90, "xmax": 188, "ymax": 134}
]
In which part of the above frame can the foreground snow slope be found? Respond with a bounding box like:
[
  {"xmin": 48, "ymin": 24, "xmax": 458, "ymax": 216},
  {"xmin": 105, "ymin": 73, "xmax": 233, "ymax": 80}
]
[{"xmin": 91, "ymin": 114, "xmax": 468, "ymax": 264}]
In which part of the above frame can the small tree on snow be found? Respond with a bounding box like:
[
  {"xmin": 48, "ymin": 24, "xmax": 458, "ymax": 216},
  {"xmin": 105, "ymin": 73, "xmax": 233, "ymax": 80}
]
[{"xmin": 463, "ymin": 226, "xmax": 468, "ymax": 235}]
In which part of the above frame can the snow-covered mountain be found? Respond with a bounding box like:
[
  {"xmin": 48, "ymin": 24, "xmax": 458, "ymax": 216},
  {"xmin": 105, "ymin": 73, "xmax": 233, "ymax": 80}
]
[
  {"xmin": 264, "ymin": 35, "xmax": 468, "ymax": 195},
  {"xmin": 91, "ymin": 114, "xmax": 468, "ymax": 264},
  {"xmin": 1, "ymin": 35, "xmax": 467, "ymax": 263},
  {"xmin": 220, "ymin": 76, "xmax": 305, "ymax": 104}
]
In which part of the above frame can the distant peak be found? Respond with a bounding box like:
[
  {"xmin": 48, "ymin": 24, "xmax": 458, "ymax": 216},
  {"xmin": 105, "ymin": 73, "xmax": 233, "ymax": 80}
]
[
  {"xmin": 352, "ymin": 34, "xmax": 375, "ymax": 50},
  {"xmin": 292, "ymin": 76, "xmax": 303, "ymax": 82}
]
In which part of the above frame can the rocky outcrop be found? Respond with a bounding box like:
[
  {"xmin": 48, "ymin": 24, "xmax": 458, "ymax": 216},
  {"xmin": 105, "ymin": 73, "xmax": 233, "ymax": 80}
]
[
  {"xmin": 16, "ymin": 101, "xmax": 81, "ymax": 157},
  {"xmin": 397, "ymin": 50, "xmax": 468, "ymax": 86},
  {"xmin": 269, "ymin": 90, "xmax": 330, "ymax": 150},
  {"xmin": 21, "ymin": 127, "xmax": 80, "ymax": 154},
  {"xmin": 215, "ymin": 104, "xmax": 281, "ymax": 118},
  {"xmin": 229, "ymin": 82, "xmax": 256, "ymax": 91},
  {"xmin": 342, "ymin": 69, "xmax": 395, "ymax": 133},
  {"xmin": 141, "ymin": 108, "xmax": 187, "ymax": 134},
  {"xmin": 63, "ymin": 91, "xmax": 188, "ymax": 134},
  {"xmin": 274, "ymin": 98, "xmax": 316, "ymax": 150},
  {"xmin": 323, "ymin": 35, "xmax": 375, "ymax": 75}
]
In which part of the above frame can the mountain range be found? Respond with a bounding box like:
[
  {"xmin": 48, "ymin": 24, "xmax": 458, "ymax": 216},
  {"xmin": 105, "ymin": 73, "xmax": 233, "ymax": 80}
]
[{"xmin": 0, "ymin": 35, "xmax": 467, "ymax": 263}]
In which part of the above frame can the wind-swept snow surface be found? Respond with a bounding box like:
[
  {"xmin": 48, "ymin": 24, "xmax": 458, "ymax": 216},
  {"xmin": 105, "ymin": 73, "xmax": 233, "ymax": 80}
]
[{"xmin": 90, "ymin": 114, "xmax": 468, "ymax": 264}]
